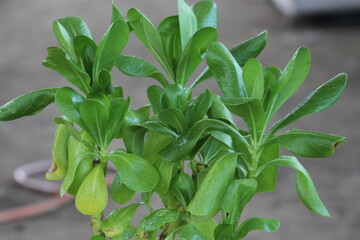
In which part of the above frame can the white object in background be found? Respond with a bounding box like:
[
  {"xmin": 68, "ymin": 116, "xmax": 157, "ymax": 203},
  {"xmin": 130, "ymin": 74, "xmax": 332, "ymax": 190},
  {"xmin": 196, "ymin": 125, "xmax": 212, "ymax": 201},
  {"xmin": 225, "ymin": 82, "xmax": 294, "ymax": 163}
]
[{"xmin": 272, "ymin": 0, "xmax": 360, "ymax": 17}]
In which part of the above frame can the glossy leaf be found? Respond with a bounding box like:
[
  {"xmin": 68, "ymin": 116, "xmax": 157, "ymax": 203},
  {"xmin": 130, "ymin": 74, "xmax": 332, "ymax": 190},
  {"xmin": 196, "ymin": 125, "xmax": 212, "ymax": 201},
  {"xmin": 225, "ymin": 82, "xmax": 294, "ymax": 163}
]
[
  {"xmin": 75, "ymin": 164, "xmax": 108, "ymax": 215},
  {"xmin": 194, "ymin": 218, "xmax": 217, "ymax": 240},
  {"xmin": 143, "ymin": 131, "xmax": 172, "ymax": 164},
  {"xmin": 176, "ymin": 27, "xmax": 217, "ymax": 85},
  {"xmin": 178, "ymin": 224, "xmax": 208, "ymax": 240},
  {"xmin": 147, "ymin": 85, "xmax": 165, "ymax": 114},
  {"xmin": 262, "ymin": 66, "xmax": 281, "ymax": 110},
  {"xmin": 153, "ymin": 160, "xmax": 175, "ymax": 195},
  {"xmin": 257, "ymin": 155, "xmax": 330, "ymax": 217},
  {"xmin": 206, "ymin": 42, "xmax": 247, "ymax": 98},
  {"xmin": 207, "ymin": 94, "xmax": 235, "ymax": 127},
  {"xmin": 221, "ymin": 179, "xmax": 257, "ymax": 226},
  {"xmin": 102, "ymin": 203, "xmax": 141, "ymax": 237},
  {"xmin": 92, "ymin": 20, "xmax": 129, "ymax": 82},
  {"xmin": 233, "ymin": 217, "xmax": 280, "ymax": 240},
  {"xmin": 214, "ymin": 224, "xmax": 233, "ymax": 240},
  {"xmin": 115, "ymin": 55, "xmax": 168, "ymax": 87},
  {"xmin": 188, "ymin": 153, "xmax": 237, "ymax": 217},
  {"xmin": 178, "ymin": 0, "xmax": 198, "ymax": 50},
  {"xmin": 266, "ymin": 47, "xmax": 311, "ymax": 119},
  {"xmin": 273, "ymin": 129, "xmax": 345, "ymax": 158},
  {"xmin": 42, "ymin": 47, "xmax": 91, "ymax": 94},
  {"xmin": 110, "ymin": 173, "xmax": 136, "ymax": 204},
  {"xmin": 54, "ymin": 116, "xmax": 89, "ymax": 146},
  {"xmin": 73, "ymin": 36, "xmax": 97, "ymax": 78},
  {"xmin": 140, "ymin": 209, "xmax": 180, "ymax": 231},
  {"xmin": 242, "ymin": 58, "xmax": 264, "ymax": 100},
  {"xmin": 127, "ymin": 8, "xmax": 174, "ymax": 80},
  {"xmin": 192, "ymin": 0, "xmax": 218, "ymax": 29},
  {"xmin": 0, "ymin": 88, "xmax": 58, "ymax": 121},
  {"xmin": 270, "ymin": 73, "xmax": 347, "ymax": 134},
  {"xmin": 55, "ymin": 87, "xmax": 84, "ymax": 124},
  {"xmin": 171, "ymin": 172, "xmax": 195, "ymax": 208},
  {"xmin": 193, "ymin": 30, "xmax": 267, "ymax": 88},
  {"xmin": 106, "ymin": 98, "xmax": 130, "ymax": 146},
  {"xmin": 111, "ymin": 226, "xmax": 137, "ymax": 240},
  {"xmin": 187, "ymin": 90, "xmax": 213, "ymax": 125},
  {"xmin": 141, "ymin": 121, "xmax": 178, "ymax": 139},
  {"xmin": 163, "ymin": 84, "xmax": 188, "ymax": 113},
  {"xmin": 159, "ymin": 108, "xmax": 188, "ymax": 133},
  {"xmin": 256, "ymin": 144, "xmax": 280, "ymax": 193},
  {"xmin": 52, "ymin": 17, "xmax": 92, "ymax": 58},
  {"xmin": 110, "ymin": 153, "xmax": 159, "ymax": 192},
  {"xmin": 222, "ymin": 98, "xmax": 266, "ymax": 141},
  {"xmin": 112, "ymin": 2, "xmax": 124, "ymax": 23}
]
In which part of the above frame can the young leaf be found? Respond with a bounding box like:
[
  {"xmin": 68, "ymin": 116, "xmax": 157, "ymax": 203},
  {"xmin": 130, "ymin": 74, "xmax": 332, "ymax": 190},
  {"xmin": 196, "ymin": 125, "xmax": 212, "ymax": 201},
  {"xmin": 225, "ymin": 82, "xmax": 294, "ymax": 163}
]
[
  {"xmin": 127, "ymin": 8, "xmax": 174, "ymax": 80},
  {"xmin": 221, "ymin": 179, "xmax": 257, "ymax": 226},
  {"xmin": 257, "ymin": 155, "xmax": 330, "ymax": 217},
  {"xmin": 163, "ymin": 84, "xmax": 188, "ymax": 113},
  {"xmin": 75, "ymin": 164, "xmax": 108, "ymax": 215},
  {"xmin": 110, "ymin": 153, "xmax": 159, "ymax": 192},
  {"xmin": 52, "ymin": 17, "xmax": 92, "ymax": 58},
  {"xmin": 110, "ymin": 173, "xmax": 136, "ymax": 204},
  {"xmin": 55, "ymin": 87, "xmax": 84, "ymax": 124},
  {"xmin": 269, "ymin": 73, "xmax": 347, "ymax": 134},
  {"xmin": 273, "ymin": 129, "xmax": 345, "ymax": 158},
  {"xmin": 143, "ymin": 131, "xmax": 173, "ymax": 164},
  {"xmin": 92, "ymin": 20, "xmax": 129, "ymax": 82},
  {"xmin": 186, "ymin": 89, "xmax": 213, "ymax": 125},
  {"xmin": 266, "ymin": 47, "xmax": 311, "ymax": 119},
  {"xmin": 159, "ymin": 108, "xmax": 188, "ymax": 133},
  {"xmin": 115, "ymin": 55, "xmax": 168, "ymax": 87},
  {"xmin": 43, "ymin": 47, "xmax": 91, "ymax": 94},
  {"xmin": 214, "ymin": 224, "xmax": 233, "ymax": 240},
  {"xmin": 194, "ymin": 218, "xmax": 217, "ymax": 240},
  {"xmin": 147, "ymin": 85, "xmax": 165, "ymax": 114},
  {"xmin": 207, "ymin": 94, "xmax": 235, "ymax": 127},
  {"xmin": 193, "ymin": 30, "xmax": 267, "ymax": 88},
  {"xmin": 242, "ymin": 58, "xmax": 264, "ymax": 100},
  {"xmin": 102, "ymin": 203, "xmax": 141, "ymax": 237},
  {"xmin": 233, "ymin": 217, "xmax": 280, "ymax": 240},
  {"xmin": 178, "ymin": 0, "xmax": 198, "ymax": 50},
  {"xmin": 192, "ymin": 0, "xmax": 218, "ymax": 29},
  {"xmin": 73, "ymin": 36, "xmax": 97, "ymax": 78},
  {"xmin": 176, "ymin": 27, "xmax": 217, "ymax": 85},
  {"xmin": 112, "ymin": 2, "xmax": 125, "ymax": 23},
  {"xmin": 0, "ymin": 88, "xmax": 58, "ymax": 121},
  {"xmin": 177, "ymin": 224, "xmax": 208, "ymax": 240},
  {"xmin": 171, "ymin": 172, "xmax": 195, "ymax": 208},
  {"xmin": 206, "ymin": 42, "xmax": 247, "ymax": 98},
  {"xmin": 140, "ymin": 209, "xmax": 180, "ymax": 231},
  {"xmin": 256, "ymin": 144, "xmax": 280, "ymax": 193},
  {"xmin": 153, "ymin": 160, "xmax": 175, "ymax": 195},
  {"xmin": 187, "ymin": 153, "xmax": 237, "ymax": 218}
]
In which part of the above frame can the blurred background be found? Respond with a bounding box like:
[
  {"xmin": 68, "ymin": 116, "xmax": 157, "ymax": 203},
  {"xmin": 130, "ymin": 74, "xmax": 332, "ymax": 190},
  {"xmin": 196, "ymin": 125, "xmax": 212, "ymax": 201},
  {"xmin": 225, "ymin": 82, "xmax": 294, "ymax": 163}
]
[{"xmin": 0, "ymin": 0, "xmax": 359, "ymax": 239}]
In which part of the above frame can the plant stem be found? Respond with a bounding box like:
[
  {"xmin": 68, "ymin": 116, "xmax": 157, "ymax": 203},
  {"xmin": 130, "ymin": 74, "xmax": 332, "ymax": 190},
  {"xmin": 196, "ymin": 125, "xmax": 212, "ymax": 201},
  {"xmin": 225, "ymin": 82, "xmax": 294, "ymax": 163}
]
[{"xmin": 91, "ymin": 211, "xmax": 104, "ymax": 236}]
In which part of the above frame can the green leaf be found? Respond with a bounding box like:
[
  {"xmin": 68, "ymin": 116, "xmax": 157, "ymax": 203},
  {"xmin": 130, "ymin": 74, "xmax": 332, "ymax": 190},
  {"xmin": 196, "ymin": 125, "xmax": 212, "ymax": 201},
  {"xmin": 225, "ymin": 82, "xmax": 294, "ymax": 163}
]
[
  {"xmin": 158, "ymin": 16, "xmax": 182, "ymax": 74},
  {"xmin": 106, "ymin": 98, "xmax": 130, "ymax": 146},
  {"xmin": 54, "ymin": 116, "xmax": 85, "ymax": 146},
  {"xmin": 143, "ymin": 131, "xmax": 172, "ymax": 164},
  {"xmin": 90, "ymin": 236, "xmax": 107, "ymax": 240},
  {"xmin": 140, "ymin": 209, "xmax": 180, "ymax": 231},
  {"xmin": 92, "ymin": 20, "xmax": 129, "ymax": 82},
  {"xmin": 206, "ymin": 42, "xmax": 247, "ymax": 98},
  {"xmin": 192, "ymin": 0, "xmax": 218, "ymax": 29},
  {"xmin": 110, "ymin": 153, "xmax": 159, "ymax": 192},
  {"xmin": 110, "ymin": 226, "xmax": 137, "ymax": 240},
  {"xmin": 186, "ymin": 90, "xmax": 213, "ymax": 125},
  {"xmin": 43, "ymin": 47, "xmax": 91, "ymax": 94},
  {"xmin": 200, "ymin": 135, "xmax": 230, "ymax": 165},
  {"xmin": 127, "ymin": 8, "xmax": 174, "ymax": 80},
  {"xmin": 52, "ymin": 17, "xmax": 92, "ymax": 58},
  {"xmin": 178, "ymin": 224, "xmax": 208, "ymax": 240},
  {"xmin": 266, "ymin": 47, "xmax": 311, "ymax": 119},
  {"xmin": 262, "ymin": 66, "xmax": 281, "ymax": 110},
  {"xmin": 73, "ymin": 36, "xmax": 97, "ymax": 78},
  {"xmin": 256, "ymin": 144, "xmax": 280, "ymax": 193},
  {"xmin": 221, "ymin": 179, "xmax": 257, "ymax": 226},
  {"xmin": 242, "ymin": 58, "xmax": 264, "ymax": 100},
  {"xmin": 233, "ymin": 217, "xmax": 280, "ymax": 240},
  {"xmin": 115, "ymin": 55, "xmax": 168, "ymax": 87},
  {"xmin": 110, "ymin": 173, "xmax": 136, "ymax": 204},
  {"xmin": 102, "ymin": 203, "xmax": 141, "ymax": 237},
  {"xmin": 112, "ymin": 2, "xmax": 125, "ymax": 23},
  {"xmin": 75, "ymin": 164, "xmax": 108, "ymax": 215},
  {"xmin": 55, "ymin": 87, "xmax": 84, "ymax": 124},
  {"xmin": 207, "ymin": 94, "xmax": 235, "ymax": 128},
  {"xmin": 222, "ymin": 98, "xmax": 266, "ymax": 141},
  {"xmin": 176, "ymin": 27, "xmax": 217, "ymax": 85},
  {"xmin": 270, "ymin": 73, "xmax": 347, "ymax": 134},
  {"xmin": 159, "ymin": 119, "xmax": 248, "ymax": 162},
  {"xmin": 163, "ymin": 84, "xmax": 188, "ymax": 113},
  {"xmin": 193, "ymin": 30, "xmax": 267, "ymax": 88},
  {"xmin": 171, "ymin": 172, "xmax": 195, "ymax": 208},
  {"xmin": 194, "ymin": 218, "xmax": 217, "ymax": 240},
  {"xmin": 273, "ymin": 129, "xmax": 345, "ymax": 158},
  {"xmin": 0, "ymin": 88, "xmax": 58, "ymax": 121},
  {"xmin": 141, "ymin": 121, "xmax": 178, "ymax": 139},
  {"xmin": 97, "ymin": 69, "xmax": 114, "ymax": 93},
  {"xmin": 147, "ymin": 85, "xmax": 165, "ymax": 114},
  {"xmin": 214, "ymin": 224, "xmax": 233, "ymax": 240},
  {"xmin": 188, "ymin": 153, "xmax": 237, "ymax": 218},
  {"xmin": 159, "ymin": 108, "xmax": 188, "ymax": 133},
  {"xmin": 178, "ymin": 0, "xmax": 198, "ymax": 51},
  {"xmin": 153, "ymin": 160, "xmax": 175, "ymax": 195},
  {"xmin": 257, "ymin": 155, "xmax": 330, "ymax": 217}
]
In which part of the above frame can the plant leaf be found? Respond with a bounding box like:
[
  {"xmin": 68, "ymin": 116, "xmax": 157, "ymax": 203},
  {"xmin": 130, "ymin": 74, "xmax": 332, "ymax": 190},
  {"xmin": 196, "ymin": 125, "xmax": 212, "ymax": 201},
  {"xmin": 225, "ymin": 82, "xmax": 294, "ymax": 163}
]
[
  {"xmin": 186, "ymin": 89, "xmax": 213, "ymax": 125},
  {"xmin": 233, "ymin": 217, "xmax": 280, "ymax": 240},
  {"xmin": 110, "ymin": 153, "xmax": 159, "ymax": 192},
  {"xmin": 242, "ymin": 58, "xmax": 264, "ymax": 100},
  {"xmin": 206, "ymin": 42, "xmax": 247, "ymax": 98},
  {"xmin": 270, "ymin": 73, "xmax": 347, "ymax": 134},
  {"xmin": 112, "ymin": 2, "xmax": 125, "ymax": 23},
  {"xmin": 153, "ymin": 160, "xmax": 175, "ymax": 195},
  {"xmin": 42, "ymin": 47, "xmax": 91, "ymax": 94},
  {"xmin": 110, "ymin": 173, "xmax": 136, "ymax": 204},
  {"xmin": 55, "ymin": 87, "xmax": 84, "ymax": 124},
  {"xmin": 188, "ymin": 153, "xmax": 237, "ymax": 218},
  {"xmin": 0, "ymin": 88, "xmax": 58, "ymax": 121},
  {"xmin": 194, "ymin": 218, "xmax": 217, "ymax": 240},
  {"xmin": 207, "ymin": 94, "xmax": 235, "ymax": 128},
  {"xmin": 192, "ymin": 0, "xmax": 218, "ymax": 29},
  {"xmin": 115, "ymin": 55, "xmax": 168, "ymax": 87},
  {"xmin": 140, "ymin": 209, "xmax": 180, "ymax": 231},
  {"xmin": 143, "ymin": 131, "xmax": 173, "ymax": 164},
  {"xmin": 257, "ymin": 155, "xmax": 330, "ymax": 217},
  {"xmin": 73, "ymin": 36, "xmax": 97, "ymax": 79},
  {"xmin": 178, "ymin": 224, "xmax": 208, "ymax": 240},
  {"xmin": 147, "ymin": 85, "xmax": 165, "ymax": 114},
  {"xmin": 178, "ymin": 0, "xmax": 198, "ymax": 50},
  {"xmin": 159, "ymin": 108, "xmax": 188, "ymax": 133},
  {"xmin": 171, "ymin": 172, "xmax": 195, "ymax": 208}
]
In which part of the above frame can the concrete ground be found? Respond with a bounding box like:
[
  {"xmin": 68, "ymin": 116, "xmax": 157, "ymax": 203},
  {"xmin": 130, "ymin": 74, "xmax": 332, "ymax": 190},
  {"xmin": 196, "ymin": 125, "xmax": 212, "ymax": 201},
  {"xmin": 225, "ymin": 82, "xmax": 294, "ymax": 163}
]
[{"xmin": 0, "ymin": 0, "xmax": 359, "ymax": 239}]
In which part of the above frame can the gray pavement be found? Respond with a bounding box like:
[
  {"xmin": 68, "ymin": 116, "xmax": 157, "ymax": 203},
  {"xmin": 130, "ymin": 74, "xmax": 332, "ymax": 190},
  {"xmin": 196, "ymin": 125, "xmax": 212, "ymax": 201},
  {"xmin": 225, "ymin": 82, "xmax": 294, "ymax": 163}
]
[{"xmin": 0, "ymin": 0, "xmax": 359, "ymax": 239}]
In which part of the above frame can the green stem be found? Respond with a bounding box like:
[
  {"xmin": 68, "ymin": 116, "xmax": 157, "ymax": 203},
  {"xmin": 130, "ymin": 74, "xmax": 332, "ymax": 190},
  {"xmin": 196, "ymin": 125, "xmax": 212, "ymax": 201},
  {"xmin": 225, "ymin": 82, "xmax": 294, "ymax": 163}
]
[{"xmin": 91, "ymin": 212, "xmax": 105, "ymax": 236}]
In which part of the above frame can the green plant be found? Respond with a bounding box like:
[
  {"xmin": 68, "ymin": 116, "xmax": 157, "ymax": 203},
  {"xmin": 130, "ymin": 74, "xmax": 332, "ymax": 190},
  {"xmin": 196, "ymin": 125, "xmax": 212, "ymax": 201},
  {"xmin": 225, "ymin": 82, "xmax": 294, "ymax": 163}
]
[{"xmin": 0, "ymin": 1, "xmax": 347, "ymax": 239}]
